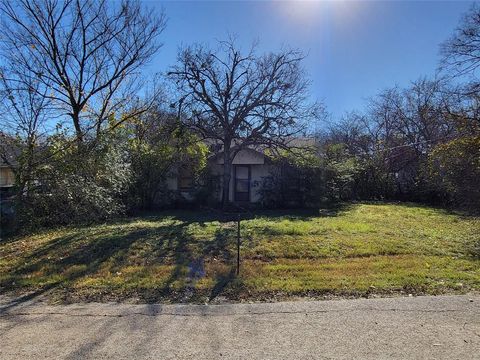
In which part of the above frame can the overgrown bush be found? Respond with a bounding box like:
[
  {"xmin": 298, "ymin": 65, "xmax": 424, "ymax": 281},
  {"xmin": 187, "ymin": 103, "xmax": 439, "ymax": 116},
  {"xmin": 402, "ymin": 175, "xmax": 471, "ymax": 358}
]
[
  {"xmin": 429, "ymin": 135, "xmax": 480, "ymax": 209},
  {"xmin": 260, "ymin": 164, "xmax": 323, "ymax": 208},
  {"xmin": 352, "ymin": 158, "xmax": 397, "ymax": 201},
  {"xmin": 126, "ymin": 115, "xmax": 209, "ymax": 211},
  {"xmin": 16, "ymin": 135, "xmax": 132, "ymax": 229},
  {"xmin": 322, "ymin": 144, "xmax": 362, "ymax": 201},
  {"xmin": 259, "ymin": 145, "xmax": 356, "ymax": 208}
]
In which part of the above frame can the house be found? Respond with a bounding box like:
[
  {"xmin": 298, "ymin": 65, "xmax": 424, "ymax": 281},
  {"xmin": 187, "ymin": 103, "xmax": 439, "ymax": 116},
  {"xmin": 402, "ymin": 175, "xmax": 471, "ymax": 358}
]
[
  {"xmin": 167, "ymin": 146, "xmax": 273, "ymax": 204},
  {"xmin": 0, "ymin": 147, "xmax": 17, "ymax": 200},
  {"xmin": 167, "ymin": 138, "xmax": 317, "ymax": 204},
  {"xmin": 0, "ymin": 160, "xmax": 16, "ymax": 221},
  {"xmin": 0, "ymin": 163, "xmax": 15, "ymax": 189}
]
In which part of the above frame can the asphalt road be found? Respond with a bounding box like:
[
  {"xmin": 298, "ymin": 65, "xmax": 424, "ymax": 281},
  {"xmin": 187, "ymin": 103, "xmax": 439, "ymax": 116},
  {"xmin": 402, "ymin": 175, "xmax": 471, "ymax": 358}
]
[{"xmin": 0, "ymin": 295, "xmax": 479, "ymax": 359}]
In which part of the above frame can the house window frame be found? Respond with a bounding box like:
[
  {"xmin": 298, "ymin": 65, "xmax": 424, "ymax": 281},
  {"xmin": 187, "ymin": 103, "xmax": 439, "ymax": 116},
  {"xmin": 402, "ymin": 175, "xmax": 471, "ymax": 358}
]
[
  {"xmin": 234, "ymin": 164, "xmax": 251, "ymax": 202},
  {"xmin": 178, "ymin": 168, "xmax": 194, "ymax": 192}
]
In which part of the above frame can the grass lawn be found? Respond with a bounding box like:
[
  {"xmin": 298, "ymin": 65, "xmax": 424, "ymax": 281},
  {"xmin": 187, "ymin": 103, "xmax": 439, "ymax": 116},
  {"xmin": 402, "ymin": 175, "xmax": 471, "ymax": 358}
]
[{"xmin": 1, "ymin": 202, "xmax": 479, "ymax": 303}]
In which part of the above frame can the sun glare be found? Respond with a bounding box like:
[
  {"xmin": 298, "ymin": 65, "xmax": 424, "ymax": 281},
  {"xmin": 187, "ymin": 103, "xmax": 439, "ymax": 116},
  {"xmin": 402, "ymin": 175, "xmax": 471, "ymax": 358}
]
[
  {"xmin": 275, "ymin": 0, "xmax": 362, "ymax": 27},
  {"xmin": 276, "ymin": 0, "xmax": 322, "ymax": 23}
]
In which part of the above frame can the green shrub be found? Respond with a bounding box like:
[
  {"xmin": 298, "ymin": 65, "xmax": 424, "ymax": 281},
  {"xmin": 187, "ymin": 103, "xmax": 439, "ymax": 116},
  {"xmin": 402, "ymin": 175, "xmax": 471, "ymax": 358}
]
[{"xmin": 16, "ymin": 135, "xmax": 132, "ymax": 229}]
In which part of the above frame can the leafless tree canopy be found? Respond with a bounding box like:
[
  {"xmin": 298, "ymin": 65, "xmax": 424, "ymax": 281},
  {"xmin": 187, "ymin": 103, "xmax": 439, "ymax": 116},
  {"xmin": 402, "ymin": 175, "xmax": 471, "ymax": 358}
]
[
  {"xmin": 440, "ymin": 4, "xmax": 480, "ymax": 88},
  {"xmin": 168, "ymin": 39, "xmax": 319, "ymax": 205},
  {"xmin": 325, "ymin": 78, "xmax": 462, "ymax": 184},
  {"xmin": 169, "ymin": 40, "xmax": 319, "ymax": 148},
  {"xmin": 0, "ymin": 0, "xmax": 166, "ymax": 142},
  {"xmin": 0, "ymin": 70, "xmax": 51, "ymax": 142}
]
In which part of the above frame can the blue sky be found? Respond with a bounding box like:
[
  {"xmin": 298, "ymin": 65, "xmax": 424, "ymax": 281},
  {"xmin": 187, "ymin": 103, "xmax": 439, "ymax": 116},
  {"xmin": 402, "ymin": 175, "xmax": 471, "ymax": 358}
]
[{"xmin": 146, "ymin": 1, "xmax": 473, "ymax": 119}]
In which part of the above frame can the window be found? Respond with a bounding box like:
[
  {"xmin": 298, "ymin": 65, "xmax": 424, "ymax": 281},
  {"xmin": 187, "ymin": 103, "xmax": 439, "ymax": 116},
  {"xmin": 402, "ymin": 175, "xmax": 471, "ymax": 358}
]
[
  {"xmin": 234, "ymin": 165, "xmax": 250, "ymax": 202},
  {"xmin": 178, "ymin": 168, "xmax": 193, "ymax": 191}
]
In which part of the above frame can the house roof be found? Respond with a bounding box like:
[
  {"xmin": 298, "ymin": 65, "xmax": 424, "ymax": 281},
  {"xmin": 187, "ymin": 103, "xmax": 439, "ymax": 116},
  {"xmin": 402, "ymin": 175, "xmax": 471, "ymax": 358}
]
[
  {"xmin": 207, "ymin": 137, "xmax": 318, "ymax": 165},
  {"xmin": 205, "ymin": 136, "xmax": 318, "ymax": 154}
]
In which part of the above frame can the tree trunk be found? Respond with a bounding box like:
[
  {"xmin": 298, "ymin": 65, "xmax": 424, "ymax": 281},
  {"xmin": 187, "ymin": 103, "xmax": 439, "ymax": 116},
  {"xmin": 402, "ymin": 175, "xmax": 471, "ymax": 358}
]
[
  {"xmin": 23, "ymin": 136, "xmax": 35, "ymax": 201},
  {"xmin": 71, "ymin": 111, "xmax": 83, "ymax": 143},
  {"xmin": 222, "ymin": 145, "xmax": 232, "ymax": 209}
]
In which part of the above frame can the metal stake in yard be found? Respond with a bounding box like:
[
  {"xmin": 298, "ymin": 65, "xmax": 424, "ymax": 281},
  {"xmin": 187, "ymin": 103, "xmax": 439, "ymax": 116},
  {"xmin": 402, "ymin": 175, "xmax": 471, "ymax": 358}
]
[{"xmin": 236, "ymin": 214, "xmax": 241, "ymax": 275}]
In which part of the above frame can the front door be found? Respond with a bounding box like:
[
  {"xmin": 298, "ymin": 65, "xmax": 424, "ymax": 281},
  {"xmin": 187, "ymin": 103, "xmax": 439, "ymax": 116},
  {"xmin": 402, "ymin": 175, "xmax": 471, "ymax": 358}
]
[{"xmin": 234, "ymin": 165, "xmax": 250, "ymax": 202}]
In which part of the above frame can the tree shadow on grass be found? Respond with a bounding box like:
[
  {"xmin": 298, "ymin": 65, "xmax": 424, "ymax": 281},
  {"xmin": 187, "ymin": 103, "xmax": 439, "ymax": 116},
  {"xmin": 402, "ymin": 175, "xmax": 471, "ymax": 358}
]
[
  {"xmin": 205, "ymin": 226, "xmax": 238, "ymax": 302},
  {"xmin": 0, "ymin": 202, "xmax": 357, "ymax": 308},
  {"xmin": 245, "ymin": 202, "xmax": 354, "ymax": 221},
  {"xmin": 0, "ymin": 227, "xmax": 166, "ymax": 309},
  {"xmin": 132, "ymin": 202, "xmax": 354, "ymax": 224},
  {"xmin": 144, "ymin": 223, "xmax": 238, "ymax": 303},
  {"xmin": 0, "ymin": 215, "xmax": 246, "ymax": 308},
  {"xmin": 208, "ymin": 268, "xmax": 237, "ymax": 302}
]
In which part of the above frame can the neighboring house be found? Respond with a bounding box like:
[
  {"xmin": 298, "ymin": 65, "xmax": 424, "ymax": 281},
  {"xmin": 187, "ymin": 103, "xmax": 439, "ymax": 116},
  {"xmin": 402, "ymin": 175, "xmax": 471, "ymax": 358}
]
[
  {"xmin": 167, "ymin": 138, "xmax": 316, "ymax": 204},
  {"xmin": 0, "ymin": 163, "xmax": 16, "ymax": 217},
  {"xmin": 0, "ymin": 134, "xmax": 19, "ymax": 203},
  {"xmin": 0, "ymin": 160, "xmax": 16, "ymax": 219},
  {"xmin": 0, "ymin": 163, "xmax": 15, "ymax": 189},
  {"xmin": 0, "ymin": 152, "xmax": 16, "ymax": 200}
]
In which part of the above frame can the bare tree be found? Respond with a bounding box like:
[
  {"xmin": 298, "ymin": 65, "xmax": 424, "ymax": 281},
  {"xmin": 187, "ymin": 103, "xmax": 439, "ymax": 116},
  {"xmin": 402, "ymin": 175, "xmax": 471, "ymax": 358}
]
[
  {"xmin": 0, "ymin": 0, "xmax": 166, "ymax": 142},
  {"xmin": 0, "ymin": 66, "xmax": 52, "ymax": 198},
  {"xmin": 439, "ymin": 4, "xmax": 480, "ymax": 128},
  {"xmin": 440, "ymin": 4, "xmax": 480, "ymax": 90},
  {"xmin": 168, "ymin": 39, "xmax": 319, "ymax": 207}
]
